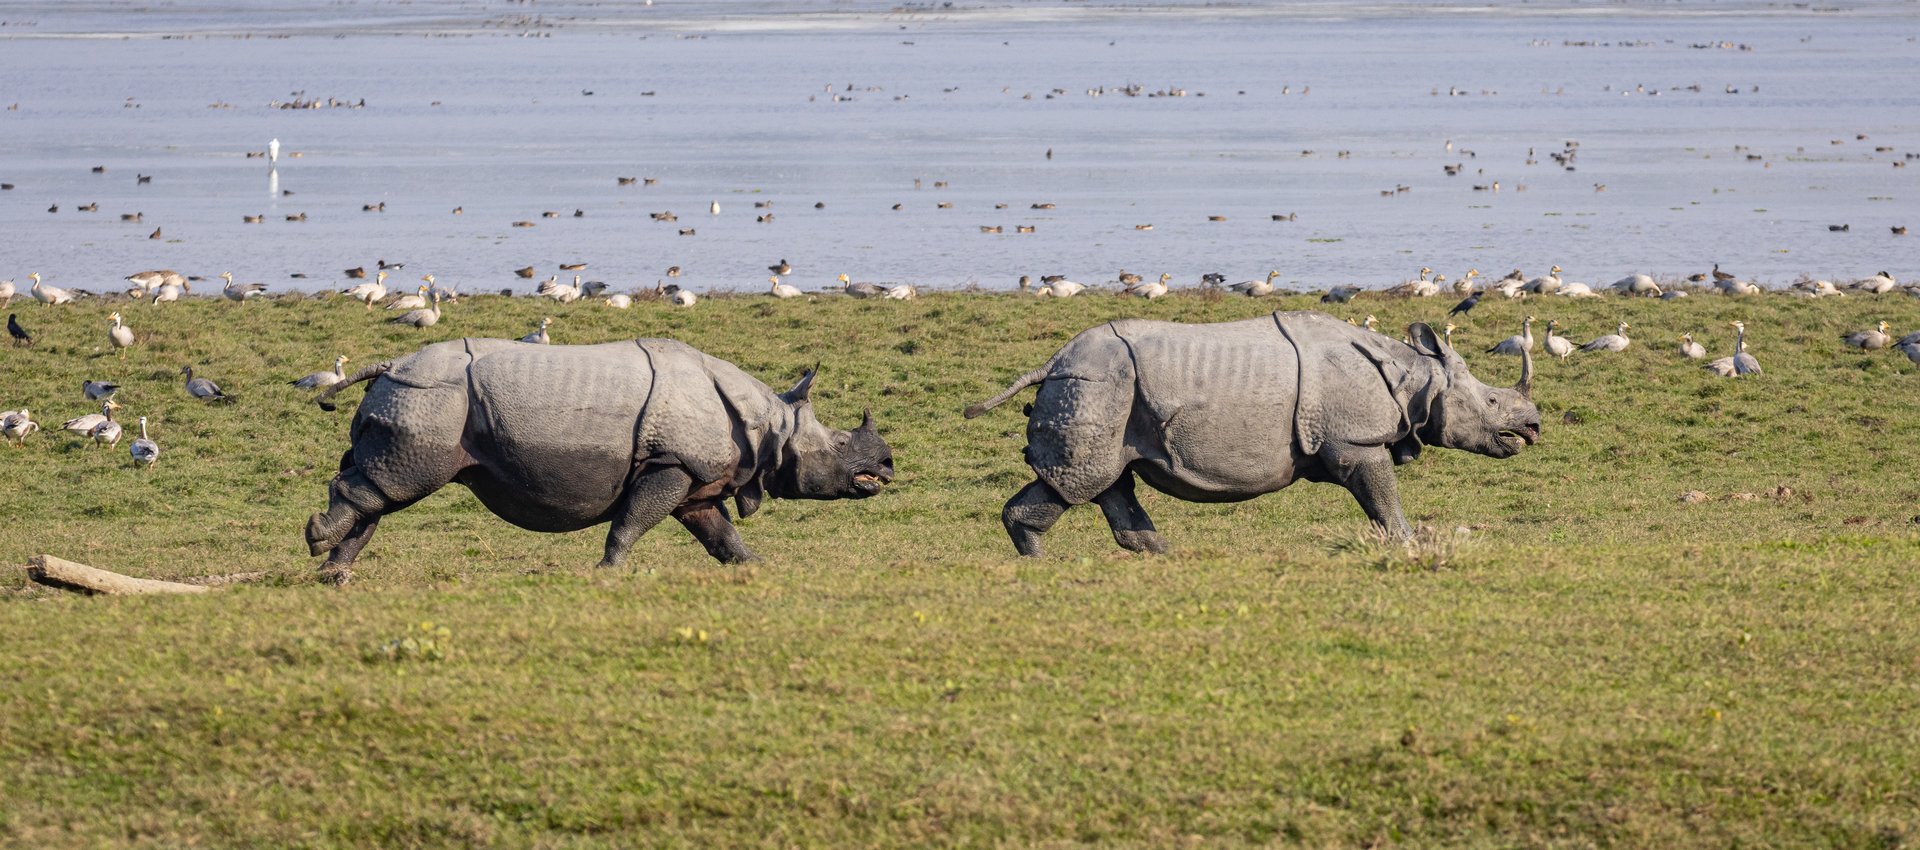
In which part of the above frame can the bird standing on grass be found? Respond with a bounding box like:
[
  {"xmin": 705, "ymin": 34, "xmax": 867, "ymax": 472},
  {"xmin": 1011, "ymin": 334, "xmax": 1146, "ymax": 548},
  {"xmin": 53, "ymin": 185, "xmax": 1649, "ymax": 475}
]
[
  {"xmin": 343, "ymin": 271, "xmax": 389, "ymax": 310},
  {"xmin": 1487, "ymin": 316, "xmax": 1536, "ymax": 356},
  {"xmin": 182, "ymin": 365, "xmax": 230, "ymax": 401},
  {"xmin": 0, "ymin": 279, "xmax": 14, "ymax": 306},
  {"xmin": 30, "ymin": 273, "xmax": 75, "ymax": 307},
  {"xmin": 130, "ymin": 417, "xmax": 159, "ymax": 469},
  {"xmin": 7, "ymin": 313, "xmax": 30, "ymax": 346},
  {"xmin": 1706, "ymin": 321, "xmax": 1762, "ymax": 376},
  {"xmin": 108, "ymin": 312, "xmax": 134, "ymax": 356},
  {"xmin": 220, "ymin": 272, "xmax": 268, "ymax": 301},
  {"xmin": 1447, "ymin": 289, "xmax": 1481, "ymax": 318},
  {"xmin": 1125, "ymin": 273, "xmax": 1171, "ymax": 299},
  {"xmin": 89, "ymin": 401, "xmax": 123, "ymax": 449},
  {"xmin": 1230, "ymin": 271, "xmax": 1279, "ymax": 297},
  {"xmin": 63, "ymin": 401, "xmax": 116, "ymax": 436},
  {"xmin": 1543, "ymin": 320, "xmax": 1575, "ymax": 361},
  {"xmin": 82, "ymin": 380, "xmax": 120, "ymax": 400},
  {"xmin": 386, "ymin": 285, "xmax": 430, "ymax": 311},
  {"xmin": 388, "ymin": 292, "xmax": 442, "ymax": 328},
  {"xmin": 291, "ymin": 355, "xmax": 351, "ymax": 392},
  {"xmin": 2, "ymin": 409, "xmax": 39, "ymax": 446}
]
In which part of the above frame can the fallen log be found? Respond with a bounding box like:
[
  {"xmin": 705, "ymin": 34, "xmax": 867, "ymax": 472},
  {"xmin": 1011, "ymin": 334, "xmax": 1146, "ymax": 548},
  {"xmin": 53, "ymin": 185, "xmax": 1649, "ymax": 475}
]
[{"xmin": 24, "ymin": 555, "xmax": 220, "ymax": 596}]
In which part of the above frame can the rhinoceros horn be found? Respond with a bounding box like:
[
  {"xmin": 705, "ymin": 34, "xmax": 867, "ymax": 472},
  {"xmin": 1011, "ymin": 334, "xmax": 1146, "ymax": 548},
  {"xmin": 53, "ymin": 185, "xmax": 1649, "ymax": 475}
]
[
  {"xmin": 1516, "ymin": 345, "xmax": 1534, "ymax": 400},
  {"xmin": 859, "ymin": 407, "xmax": 875, "ymax": 431}
]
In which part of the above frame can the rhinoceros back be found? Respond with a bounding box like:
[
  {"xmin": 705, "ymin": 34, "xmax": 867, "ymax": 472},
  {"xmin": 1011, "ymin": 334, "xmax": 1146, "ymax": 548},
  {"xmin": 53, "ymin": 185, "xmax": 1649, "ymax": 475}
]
[
  {"xmin": 1027, "ymin": 316, "xmax": 1302, "ymax": 503},
  {"xmin": 462, "ymin": 339, "xmax": 654, "ymax": 518}
]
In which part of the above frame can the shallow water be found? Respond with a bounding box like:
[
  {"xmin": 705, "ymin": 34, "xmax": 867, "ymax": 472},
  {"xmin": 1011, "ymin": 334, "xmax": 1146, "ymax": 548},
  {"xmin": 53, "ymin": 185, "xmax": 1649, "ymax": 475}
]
[{"xmin": 1, "ymin": 1, "xmax": 1915, "ymax": 295}]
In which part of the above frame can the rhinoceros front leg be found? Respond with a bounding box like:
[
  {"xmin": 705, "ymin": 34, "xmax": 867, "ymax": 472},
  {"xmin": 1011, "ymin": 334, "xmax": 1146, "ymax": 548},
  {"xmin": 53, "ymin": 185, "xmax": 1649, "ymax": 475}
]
[
  {"xmin": 1003, "ymin": 479, "xmax": 1071, "ymax": 557},
  {"xmin": 599, "ymin": 465, "xmax": 695, "ymax": 568},
  {"xmin": 1322, "ymin": 443, "xmax": 1415, "ymax": 540},
  {"xmin": 673, "ymin": 501, "xmax": 759, "ymax": 564},
  {"xmin": 1092, "ymin": 472, "xmax": 1168, "ymax": 554}
]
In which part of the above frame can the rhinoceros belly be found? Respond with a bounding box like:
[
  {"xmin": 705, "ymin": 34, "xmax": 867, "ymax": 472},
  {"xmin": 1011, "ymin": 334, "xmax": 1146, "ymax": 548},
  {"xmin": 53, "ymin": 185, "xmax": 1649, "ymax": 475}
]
[
  {"xmin": 1115, "ymin": 318, "xmax": 1305, "ymax": 500},
  {"xmin": 457, "ymin": 341, "xmax": 653, "ymax": 532}
]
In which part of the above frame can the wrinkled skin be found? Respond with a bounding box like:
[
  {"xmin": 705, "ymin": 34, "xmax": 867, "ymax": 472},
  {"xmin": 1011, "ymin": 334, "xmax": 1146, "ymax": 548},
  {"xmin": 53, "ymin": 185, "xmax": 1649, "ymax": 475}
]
[
  {"xmin": 305, "ymin": 338, "xmax": 893, "ymax": 583},
  {"xmin": 966, "ymin": 312, "xmax": 1538, "ymax": 556}
]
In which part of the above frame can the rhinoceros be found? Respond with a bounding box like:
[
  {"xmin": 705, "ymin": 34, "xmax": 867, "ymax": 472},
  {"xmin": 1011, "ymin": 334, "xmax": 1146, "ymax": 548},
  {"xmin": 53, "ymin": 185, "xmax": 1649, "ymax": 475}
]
[
  {"xmin": 964, "ymin": 312, "xmax": 1539, "ymax": 556},
  {"xmin": 305, "ymin": 338, "xmax": 894, "ymax": 582}
]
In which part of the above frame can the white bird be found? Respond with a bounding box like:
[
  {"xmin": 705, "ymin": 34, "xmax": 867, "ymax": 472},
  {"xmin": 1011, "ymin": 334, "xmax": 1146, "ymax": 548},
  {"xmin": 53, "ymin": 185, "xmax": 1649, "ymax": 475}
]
[
  {"xmin": 388, "ymin": 292, "xmax": 442, "ymax": 328},
  {"xmin": 1125, "ymin": 273, "xmax": 1170, "ymax": 299},
  {"xmin": 1555, "ymin": 282, "xmax": 1599, "ymax": 298},
  {"xmin": 769, "ymin": 276, "xmax": 803, "ymax": 299},
  {"xmin": 710, "ymin": 200, "xmax": 720, "ymax": 215},
  {"xmin": 219, "ymin": 271, "xmax": 268, "ymax": 301},
  {"xmin": 343, "ymin": 270, "xmax": 389, "ymax": 310},
  {"xmin": 1037, "ymin": 280, "xmax": 1087, "ymax": 298},
  {"xmin": 1678, "ymin": 333, "xmax": 1707, "ymax": 359},
  {"xmin": 884, "ymin": 283, "xmax": 918, "ymax": 301},
  {"xmin": 1495, "ymin": 278, "xmax": 1527, "ymax": 299},
  {"xmin": 89, "ymin": 401, "xmax": 123, "ymax": 449},
  {"xmin": 124, "ymin": 269, "xmax": 184, "ymax": 296},
  {"xmin": 1612, "ymin": 274, "xmax": 1661, "ymax": 297},
  {"xmin": 108, "ymin": 312, "xmax": 135, "ymax": 356},
  {"xmin": 150, "ymin": 278, "xmax": 188, "ymax": 305},
  {"xmin": 30, "ymin": 273, "xmax": 75, "ymax": 307},
  {"xmin": 63, "ymin": 401, "xmax": 117, "ymax": 436},
  {"xmin": 669, "ymin": 288, "xmax": 697, "ymax": 307},
  {"xmin": 129, "ymin": 417, "xmax": 160, "ymax": 468},
  {"xmin": 1706, "ymin": 321, "xmax": 1762, "ymax": 376},
  {"xmin": 1580, "ymin": 321, "xmax": 1632, "ymax": 353},
  {"xmin": 386, "ymin": 285, "xmax": 430, "ymax": 311},
  {"xmin": 1543, "ymin": 320, "xmax": 1576, "ymax": 361},
  {"xmin": 425, "ymin": 275, "xmax": 459, "ymax": 303},
  {"xmin": 1843, "ymin": 320, "xmax": 1891, "ymax": 350},
  {"xmin": 2, "ymin": 408, "xmax": 39, "ymax": 446},
  {"xmin": 1716, "ymin": 278, "xmax": 1761, "ymax": 296},
  {"xmin": 1524, "ymin": 265, "xmax": 1563, "ymax": 295},
  {"xmin": 1230, "ymin": 271, "xmax": 1279, "ymax": 297},
  {"xmin": 1850, "ymin": 271, "xmax": 1897, "ymax": 294},
  {"xmin": 268, "ymin": 138, "xmax": 280, "ymax": 164},
  {"xmin": 1486, "ymin": 316, "xmax": 1536, "ymax": 356},
  {"xmin": 1453, "ymin": 269, "xmax": 1480, "ymax": 294},
  {"xmin": 536, "ymin": 275, "xmax": 583, "ymax": 303},
  {"xmin": 604, "ymin": 293, "xmax": 632, "ymax": 309},
  {"xmin": 291, "ymin": 355, "xmax": 351, "ymax": 391},
  {"xmin": 521, "ymin": 317, "xmax": 552, "ymax": 344},
  {"xmin": 0, "ymin": 278, "xmax": 13, "ymax": 306},
  {"xmin": 1795, "ymin": 279, "xmax": 1843, "ymax": 298}
]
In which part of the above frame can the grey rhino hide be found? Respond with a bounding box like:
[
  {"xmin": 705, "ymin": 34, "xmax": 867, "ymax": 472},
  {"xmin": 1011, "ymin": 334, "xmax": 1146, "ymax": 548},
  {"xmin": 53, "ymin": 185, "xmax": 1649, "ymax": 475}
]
[{"xmin": 1281, "ymin": 312, "xmax": 1440, "ymax": 464}]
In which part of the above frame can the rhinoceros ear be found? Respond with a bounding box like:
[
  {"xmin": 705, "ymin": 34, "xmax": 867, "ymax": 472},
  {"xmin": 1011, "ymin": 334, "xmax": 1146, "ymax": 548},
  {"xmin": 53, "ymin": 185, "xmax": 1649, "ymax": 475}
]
[
  {"xmin": 781, "ymin": 365, "xmax": 819, "ymax": 405},
  {"xmin": 1406, "ymin": 322, "xmax": 1446, "ymax": 359}
]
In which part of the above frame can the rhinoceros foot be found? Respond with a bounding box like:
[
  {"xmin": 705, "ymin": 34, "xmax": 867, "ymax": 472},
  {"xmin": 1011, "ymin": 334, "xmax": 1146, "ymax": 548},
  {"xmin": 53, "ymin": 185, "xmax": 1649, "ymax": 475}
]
[{"xmin": 316, "ymin": 563, "xmax": 354, "ymax": 586}]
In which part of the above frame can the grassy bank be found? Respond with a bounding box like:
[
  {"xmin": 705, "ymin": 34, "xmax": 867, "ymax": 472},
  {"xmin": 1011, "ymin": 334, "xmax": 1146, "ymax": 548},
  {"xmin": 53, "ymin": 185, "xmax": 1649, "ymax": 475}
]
[{"xmin": 2, "ymin": 285, "xmax": 1917, "ymax": 847}]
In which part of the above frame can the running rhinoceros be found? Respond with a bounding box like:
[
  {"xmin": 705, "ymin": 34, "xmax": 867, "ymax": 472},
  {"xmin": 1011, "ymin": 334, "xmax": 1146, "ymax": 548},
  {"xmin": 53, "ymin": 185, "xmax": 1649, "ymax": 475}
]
[
  {"xmin": 964, "ymin": 312, "xmax": 1538, "ymax": 556},
  {"xmin": 305, "ymin": 338, "xmax": 893, "ymax": 583}
]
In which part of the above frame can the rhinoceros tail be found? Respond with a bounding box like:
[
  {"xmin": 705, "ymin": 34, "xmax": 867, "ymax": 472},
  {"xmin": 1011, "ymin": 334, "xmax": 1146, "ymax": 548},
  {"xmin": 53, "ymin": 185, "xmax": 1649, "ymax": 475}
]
[
  {"xmin": 964, "ymin": 364, "xmax": 1054, "ymax": 419},
  {"xmin": 315, "ymin": 362, "xmax": 394, "ymax": 413}
]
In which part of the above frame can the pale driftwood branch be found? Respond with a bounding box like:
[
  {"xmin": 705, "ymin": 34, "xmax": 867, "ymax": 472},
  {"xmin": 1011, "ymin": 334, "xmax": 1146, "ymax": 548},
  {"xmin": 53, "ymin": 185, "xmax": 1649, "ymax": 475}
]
[{"xmin": 25, "ymin": 555, "xmax": 213, "ymax": 596}]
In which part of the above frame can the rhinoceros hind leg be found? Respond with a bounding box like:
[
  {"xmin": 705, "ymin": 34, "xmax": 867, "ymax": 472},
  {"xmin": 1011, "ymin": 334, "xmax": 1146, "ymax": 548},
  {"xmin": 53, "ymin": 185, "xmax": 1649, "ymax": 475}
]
[
  {"xmin": 1003, "ymin": 479, "xmax": 1071, "ymax": 557},
  {"xmin": 674, "ymin": 501, "xmax": 759, "ymax": 564},
  {"xmin": 1093, "ymin": 472, "xmax": 1168, "ymax": 554},
  {"xmin": 599, "ymin": 465, "xmax": 695, "ymax": 568},
  {"xmin": 317, "ymin": 515, "xmax": 383, "ymax": 584}
]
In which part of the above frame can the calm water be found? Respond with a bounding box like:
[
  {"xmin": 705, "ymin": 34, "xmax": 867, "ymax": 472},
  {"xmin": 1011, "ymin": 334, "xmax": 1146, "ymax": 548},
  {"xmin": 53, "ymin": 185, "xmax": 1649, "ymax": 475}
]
[{"xmin": 1, "ymin": 1, "xmax": 1915, "ymax": 294}]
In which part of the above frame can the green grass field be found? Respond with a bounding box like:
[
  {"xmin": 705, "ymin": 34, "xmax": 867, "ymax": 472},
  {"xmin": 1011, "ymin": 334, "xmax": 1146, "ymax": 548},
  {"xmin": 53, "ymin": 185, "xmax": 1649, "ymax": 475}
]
[{"xmin": 2, "ymin": 285, "xmax": 1917, "ymax": 847}]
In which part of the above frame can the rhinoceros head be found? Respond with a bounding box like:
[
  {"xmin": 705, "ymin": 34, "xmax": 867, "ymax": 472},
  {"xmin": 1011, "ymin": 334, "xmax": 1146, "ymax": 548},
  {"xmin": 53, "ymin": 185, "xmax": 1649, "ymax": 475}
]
[
  {"xmin": 1409, "ymin": 323, "xmax": 1541, "ymax": 458},
  {"xmin": 773, "ymin": 368, "xmax": 895, "ymax": 500}
]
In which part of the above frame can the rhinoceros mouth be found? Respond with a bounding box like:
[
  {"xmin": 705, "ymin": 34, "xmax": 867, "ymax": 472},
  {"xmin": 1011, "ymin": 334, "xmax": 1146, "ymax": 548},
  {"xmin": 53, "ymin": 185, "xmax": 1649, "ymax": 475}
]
[
  {"xmin": 851, "ymin": 473, "xmax": 888, "ymax": 495},
  {"xmin": 1498, "ymin": 423, "xmax": 1540, "ymax": 447}
]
